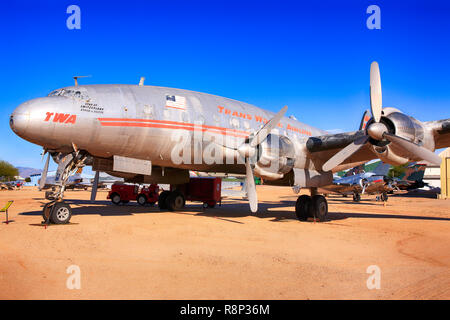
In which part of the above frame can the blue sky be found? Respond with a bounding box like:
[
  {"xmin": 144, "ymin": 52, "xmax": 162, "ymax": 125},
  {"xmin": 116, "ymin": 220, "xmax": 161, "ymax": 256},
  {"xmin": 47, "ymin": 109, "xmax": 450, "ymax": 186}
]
[{"xmin": 1, "ymin": 0, "xmax": 450, "ymax": 170}]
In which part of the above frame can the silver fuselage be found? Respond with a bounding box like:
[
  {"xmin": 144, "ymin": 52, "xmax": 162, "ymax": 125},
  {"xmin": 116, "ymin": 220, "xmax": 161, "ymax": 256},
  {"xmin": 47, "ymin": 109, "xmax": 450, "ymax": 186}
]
[{"xmin": 10, "ymin": 85, "xmax": 327, "ymax": 174}]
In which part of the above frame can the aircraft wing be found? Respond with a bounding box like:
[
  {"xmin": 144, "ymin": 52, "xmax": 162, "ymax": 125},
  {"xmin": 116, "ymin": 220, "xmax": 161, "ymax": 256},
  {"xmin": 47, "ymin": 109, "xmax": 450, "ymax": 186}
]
[
  {"xmin": 306, "ymin": 118, "xmax": 450, "ymax": 173},
  {"xmin": 363, "ymin": 180, "xmax": 391, "ymax": 195},
  {"xmin": 423, "ymin": 119, "xmax": 450, "ymax": 149},
  {"xmin": 319, "ymin": 183, "xmax": 359, "ymax": 195},
  {"xmin": 306, "ymin": 130, "xmax": 374, "ymax": 172}
]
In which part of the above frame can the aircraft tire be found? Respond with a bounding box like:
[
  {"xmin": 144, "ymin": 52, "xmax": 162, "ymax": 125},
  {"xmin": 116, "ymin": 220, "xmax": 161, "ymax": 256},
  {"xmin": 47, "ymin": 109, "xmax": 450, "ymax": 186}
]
[
  {"xmin": 50, "ymin": 202, "xmax": 72, "ymax": 224},
  {"xmin": 166, "ymin": 191, "xmax": 185, "ymax": 211},
  {"xmin": 158, "ymin": 191, "xmax": 171, "ymax": 210},
  {"xmin": 353, "ymin": 193, "xmax": 361, "ymax": 202},
  {"xmin": 295, "ymin": 195, "xmax": 311, "ymax": 221},
  {"xmin": 42, "ymin": 202, "xmax": 52, "ymax": 221},
  {"xmin": 311, "ymin": 195, "xmax": 328, "ymax": 222},
  {"xmin": 381, "ymin": 192, "xmax": 388, "ymax": 202}
]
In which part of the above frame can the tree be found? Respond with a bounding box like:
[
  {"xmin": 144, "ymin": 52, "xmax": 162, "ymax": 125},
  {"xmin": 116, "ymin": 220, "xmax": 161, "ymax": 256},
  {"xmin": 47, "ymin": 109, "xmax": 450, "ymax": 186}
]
[
  {"xmin": 25, "ymin": 177, "xmax": 31, "ymax": 183},
  {"xmin": 0, "ymin": 160, "xmax": 19, "ymax": 181}
]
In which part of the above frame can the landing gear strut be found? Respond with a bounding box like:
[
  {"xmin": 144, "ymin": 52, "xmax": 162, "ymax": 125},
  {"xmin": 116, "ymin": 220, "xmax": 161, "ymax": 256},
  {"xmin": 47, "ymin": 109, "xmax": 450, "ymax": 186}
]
[
  {"xmin": 42, "ymin": 151, "xmax": 89, "ymax": 225},
  {"xmin": 295, "ymin": 189, "xmax": 328, "ymax": 222}
]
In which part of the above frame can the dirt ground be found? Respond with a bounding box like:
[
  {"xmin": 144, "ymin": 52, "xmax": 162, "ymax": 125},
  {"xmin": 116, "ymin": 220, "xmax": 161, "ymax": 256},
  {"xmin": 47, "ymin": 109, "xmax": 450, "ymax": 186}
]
[{"xmin": 0, "ymin": 186, "xmax": 449, "ymax": 300}]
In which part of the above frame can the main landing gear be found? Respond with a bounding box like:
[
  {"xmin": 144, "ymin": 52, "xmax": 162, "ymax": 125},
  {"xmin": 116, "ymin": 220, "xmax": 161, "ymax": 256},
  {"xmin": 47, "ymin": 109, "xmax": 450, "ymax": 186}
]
[
  {"xmin": 158, "ymin": 190, "xmax": 186, "ymax": 211},
  {"xmin": 295, "ymin": 189, "xmax": 328, "ymax": 222}
]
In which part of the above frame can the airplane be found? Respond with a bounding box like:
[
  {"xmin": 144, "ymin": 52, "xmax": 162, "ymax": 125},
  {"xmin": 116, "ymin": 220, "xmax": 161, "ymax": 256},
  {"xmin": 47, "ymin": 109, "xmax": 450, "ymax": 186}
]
[
  {"xmin": 319, "ymin": 162, "xmax": 392, "ymax": 202},
  {"xmin": 388, "ymin": 162, "xmax": 427, "ymax": 191},
  {"xmin": 9, "ymin": 62, "xmax": 450, "ymax": 224},
  {"xmin": 95, "ymin": 177, "xmax": 124, "ymax": 189},
  {"xmin": 84, "ymin": 172, "xmax": 124, "ymax": 189},
  {"xmin": 39, "ymin": 172, "xmax": 85, "ymax": 190},
  {"xmin": 40, "ymin": 171, "xmax": 123, "ymax": 200}
]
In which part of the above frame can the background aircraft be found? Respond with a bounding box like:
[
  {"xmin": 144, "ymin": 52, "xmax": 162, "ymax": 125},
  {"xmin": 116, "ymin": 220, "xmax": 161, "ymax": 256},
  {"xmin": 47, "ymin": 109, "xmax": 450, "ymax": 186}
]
[
  {"xmin": 39, "ymin": 173, "xmax": 86, "ymax": 191},
  {"xmin": 320, "ymin": 162, "xmax": 392, "ymax": 201},
  {"xmin": 389, "ymin": 162, "xmax": 427, "ymax": 191}
]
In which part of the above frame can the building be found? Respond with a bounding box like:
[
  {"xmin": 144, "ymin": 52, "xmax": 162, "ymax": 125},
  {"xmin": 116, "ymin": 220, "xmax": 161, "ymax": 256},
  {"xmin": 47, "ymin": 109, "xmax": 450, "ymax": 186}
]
[
  {"xmin": 439, "ymin": 148, "xmax": 450, "ymax": 199},
  {"xmin": 423, "ymin": 166, "xmax": 441, "ymax": 189}
]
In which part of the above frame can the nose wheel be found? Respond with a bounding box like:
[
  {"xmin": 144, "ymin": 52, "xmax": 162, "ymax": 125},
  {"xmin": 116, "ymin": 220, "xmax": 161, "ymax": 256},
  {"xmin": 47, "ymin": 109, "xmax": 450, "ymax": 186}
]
[
  {"xmin": 295, "ymin": 194, "xmax": 328, "ymax": 222},
  {"xmin": 42, "ymin": 201, "xmax": 72, "ymax": 225}
]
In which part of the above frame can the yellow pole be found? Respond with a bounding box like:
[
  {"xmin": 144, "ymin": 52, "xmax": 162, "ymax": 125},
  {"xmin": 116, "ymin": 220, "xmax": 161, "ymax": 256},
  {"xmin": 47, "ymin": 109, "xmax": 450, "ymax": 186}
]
[{"xmin": 441, "ymin": 157, "xmax": 449, "ymax": 199}]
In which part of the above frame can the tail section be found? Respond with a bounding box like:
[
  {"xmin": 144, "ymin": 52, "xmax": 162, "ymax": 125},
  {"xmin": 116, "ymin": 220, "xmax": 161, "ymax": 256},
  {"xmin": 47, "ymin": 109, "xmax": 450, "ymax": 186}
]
[
  {"xmin": 343, "ymin": 164, "xmax": 365, "ymax": 177},
  {"xmin": 359, "ymin": 109, "xmax": 371, "ymax": 130},
  {"xmin": 403, "ymin": 162, "xmax": 426, "ymax": 181},
  {"xmin": 372, "ymin": 162, "xmax": 391, "ymax": 176}
]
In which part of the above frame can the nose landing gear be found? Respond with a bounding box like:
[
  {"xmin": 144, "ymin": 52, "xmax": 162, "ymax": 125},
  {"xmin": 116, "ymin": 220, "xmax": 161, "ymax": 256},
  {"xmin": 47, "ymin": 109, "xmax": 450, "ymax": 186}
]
[
  {"xmin": 42, "ymin": 201, "xmax": 72, "ymax": 224},
  {"xmin": 42, "ymin": 152, "xmax": 89, "ymax": 225}
]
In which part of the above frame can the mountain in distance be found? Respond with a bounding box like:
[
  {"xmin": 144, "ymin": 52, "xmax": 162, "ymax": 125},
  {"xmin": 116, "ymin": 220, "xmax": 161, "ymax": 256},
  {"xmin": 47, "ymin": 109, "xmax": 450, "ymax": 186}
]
[{"xmin": 17, "ymin": 167, "xmax": 42, "ymax": 178}]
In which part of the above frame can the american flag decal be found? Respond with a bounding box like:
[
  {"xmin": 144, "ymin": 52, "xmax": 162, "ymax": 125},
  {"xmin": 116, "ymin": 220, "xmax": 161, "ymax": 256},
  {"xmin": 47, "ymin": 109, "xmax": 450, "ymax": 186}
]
[{"xmin": 165, "ymin": 95, "xmax": 186, "ymax": 110}]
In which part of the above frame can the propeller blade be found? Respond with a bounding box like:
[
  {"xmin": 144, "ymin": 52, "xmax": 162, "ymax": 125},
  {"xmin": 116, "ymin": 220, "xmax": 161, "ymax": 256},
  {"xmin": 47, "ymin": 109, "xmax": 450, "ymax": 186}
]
[
  {"xmin": 322, "ymin": 135, "xmax": 370, "ymax": 172},
  {"xmin": 370, "ymin": 61, "xmax": 382, "ymax": 122},
  {"xmin": 361, "ymin": 180, "xmax": 367, "ymax": 194},
  {"xmin": 90, "ymin": 171, "xmax": 100, "ymax": 202},
  {"xmin": 245, "ymin": 158, "xmax": 258, "ymax": 213},
  {"xmin": 39, "ymin": 153, "xmax": 50, "ymax": 190},
  {"xmin": 383, "ymin": 133, "xmax": 442, "ymax": 165},
  {"xmin": 250, "ymin": 106, "xmax": 288, "ymax": 147}
]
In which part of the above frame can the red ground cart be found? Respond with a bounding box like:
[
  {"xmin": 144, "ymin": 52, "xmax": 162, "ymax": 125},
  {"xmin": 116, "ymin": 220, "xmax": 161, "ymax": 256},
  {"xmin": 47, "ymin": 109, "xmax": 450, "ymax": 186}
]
[
  {"xmin": 168, "ymin": 177, "xmax": 222, "ymax": 209},
  {"xmin": 107, "ymin": 184, "xmax": 159, "ymax": 206}
]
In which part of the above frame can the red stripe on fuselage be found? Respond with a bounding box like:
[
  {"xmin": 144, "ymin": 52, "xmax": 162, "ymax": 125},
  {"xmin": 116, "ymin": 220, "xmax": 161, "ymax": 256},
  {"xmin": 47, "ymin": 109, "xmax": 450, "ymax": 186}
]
[
  {"xmin": 98, "ymin": 118, "xmax": 250, "ymax": 137},
  {"xmin": 165, "ymin": 105, "xmax": 186, "ymax": 111},
  {"xmin": 98, "ymin": 120, "xmax": 249, "ymax": 138}
]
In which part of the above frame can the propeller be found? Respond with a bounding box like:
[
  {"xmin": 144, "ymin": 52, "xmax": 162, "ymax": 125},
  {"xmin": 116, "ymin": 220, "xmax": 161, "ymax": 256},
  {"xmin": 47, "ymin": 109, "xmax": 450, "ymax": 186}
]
[
  {"xmin": 322, "ymin": 61, "xmax": 441, "ymax": 172},
  {"xmin": 245, "ymin": 159, "xmax": 258, "ymax": 212},
  {"xmin": 370, "ymin": 61, "xmax": 382, "ymax": 122},
  {"xmin": 359, "ymin": 178, "xmax": 368, "ymax": 194},
  {"xmin": 237, "ymin": 106, "xmax": 288, "ymax": 212},
  {"xmin": 250, "ymin": 106, "xmax": 288, "ymax": 148},
  {"xmin": 383, "ymin": 133, "xmax": 441, "ymax": 165},
  {"xmin": 39, "ymin": 151, "xmax": 50, "ymax": 191}
]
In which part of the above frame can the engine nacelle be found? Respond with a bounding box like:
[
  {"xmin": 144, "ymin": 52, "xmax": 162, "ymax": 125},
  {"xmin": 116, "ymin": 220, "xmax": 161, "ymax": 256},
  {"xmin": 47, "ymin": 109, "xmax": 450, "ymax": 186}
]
[
  {"xmin": 368, "ymin": 108, "xmax": 435, "ymax": 165},
  {"xmin": 253, "ymin": 134, "xmax": 295, "ymax": 180}
]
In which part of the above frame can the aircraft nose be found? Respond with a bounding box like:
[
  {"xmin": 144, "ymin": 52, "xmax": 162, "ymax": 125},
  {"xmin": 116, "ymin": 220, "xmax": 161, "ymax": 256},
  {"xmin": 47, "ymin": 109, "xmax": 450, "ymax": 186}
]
[
  {"xmin": 11, "ymin": 96, "xmax": 76, "ymax": 148},
  {"xmin": 10, "ymin": 102, "xmax": 31, "ymax": 137}
]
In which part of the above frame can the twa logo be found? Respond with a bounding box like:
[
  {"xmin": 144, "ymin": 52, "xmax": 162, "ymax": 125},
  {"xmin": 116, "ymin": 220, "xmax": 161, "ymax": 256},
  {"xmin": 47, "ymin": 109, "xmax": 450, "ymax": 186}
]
[{"xmin": 44, "ymin": 112, "xmax": 76, "ymax": 124}]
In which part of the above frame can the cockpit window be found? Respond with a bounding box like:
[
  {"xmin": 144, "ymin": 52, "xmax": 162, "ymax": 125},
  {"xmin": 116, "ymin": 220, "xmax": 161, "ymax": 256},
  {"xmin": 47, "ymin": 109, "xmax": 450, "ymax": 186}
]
[
  {"xmin": 48, "ymin": 88, "xmax": 89, "ymax": 100},
  {"xmin": 48, "ymin": 89, "xmax": 64, "ymax": 97}
]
